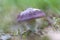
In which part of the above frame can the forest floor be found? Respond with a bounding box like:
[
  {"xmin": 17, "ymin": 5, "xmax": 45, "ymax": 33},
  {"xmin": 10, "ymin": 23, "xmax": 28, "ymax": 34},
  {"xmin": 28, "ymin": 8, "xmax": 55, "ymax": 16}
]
[{"xmin": 44, "ymin": 26, "xmax": 60, "ymax": 40}]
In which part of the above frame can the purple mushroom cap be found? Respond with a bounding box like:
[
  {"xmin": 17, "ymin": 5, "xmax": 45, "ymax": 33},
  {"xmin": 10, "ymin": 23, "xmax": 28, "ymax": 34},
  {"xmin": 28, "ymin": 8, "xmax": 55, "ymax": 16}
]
[{"xmin": 17, "ymin": 8, "xmax": 46, "ymax": 22}]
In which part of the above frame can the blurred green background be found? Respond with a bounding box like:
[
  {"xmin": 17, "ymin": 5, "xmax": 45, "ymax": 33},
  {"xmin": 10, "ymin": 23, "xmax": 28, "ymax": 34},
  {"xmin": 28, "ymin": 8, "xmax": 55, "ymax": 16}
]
[{"xmin": 0, "ymin": 0, "xmax": 60, "ymax": 31}]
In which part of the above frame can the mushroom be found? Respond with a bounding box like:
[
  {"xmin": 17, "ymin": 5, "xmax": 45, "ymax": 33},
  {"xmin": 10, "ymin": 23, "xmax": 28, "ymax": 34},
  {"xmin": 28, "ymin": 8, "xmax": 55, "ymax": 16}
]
[{"xmin": 17, "ymin": 8, "xmax": 46, "ymax": 34}]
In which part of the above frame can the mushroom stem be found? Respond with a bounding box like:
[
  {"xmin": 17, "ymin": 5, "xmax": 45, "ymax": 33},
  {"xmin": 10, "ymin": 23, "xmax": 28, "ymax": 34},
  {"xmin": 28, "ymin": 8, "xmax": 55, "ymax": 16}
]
[
  {"xmin": 19, "ymin": 19, "xmax": 37, "ymax": 34},
  {"xmin": 24, "ymin": 19, "xmax": 36, "ymax": 32}
]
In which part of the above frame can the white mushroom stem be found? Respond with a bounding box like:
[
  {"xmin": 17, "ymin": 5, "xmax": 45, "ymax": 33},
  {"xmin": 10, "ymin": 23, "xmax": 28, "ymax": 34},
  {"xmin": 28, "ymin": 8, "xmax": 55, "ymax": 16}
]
[
  {"xmin": 25, "ymin": 19, "xmax": 36, "ymax": 32},
  {"xmin": 19, "ymin": 18, "xmax": 44, "ymax": 35},
  {"xmin": 19, "ymin": 19, "xmax": 37, "ymax": 34}
]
